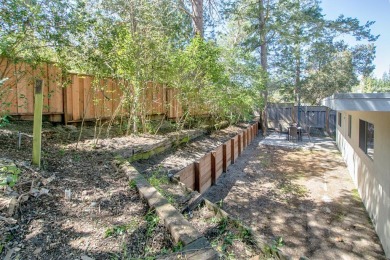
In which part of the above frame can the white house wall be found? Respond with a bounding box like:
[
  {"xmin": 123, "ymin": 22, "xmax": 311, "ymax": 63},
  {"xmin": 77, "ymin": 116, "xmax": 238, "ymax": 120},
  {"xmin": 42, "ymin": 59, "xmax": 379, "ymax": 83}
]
[{"xmin": 336, "ymin": 111, "xmax": 390, "ymax": 256}]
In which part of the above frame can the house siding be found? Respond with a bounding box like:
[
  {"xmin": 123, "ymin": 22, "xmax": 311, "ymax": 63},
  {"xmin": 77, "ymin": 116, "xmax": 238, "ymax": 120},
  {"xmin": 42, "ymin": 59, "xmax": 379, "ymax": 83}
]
[{"xmin": 336, "ymin": 111, "xmax": 390, "ymax": 257}]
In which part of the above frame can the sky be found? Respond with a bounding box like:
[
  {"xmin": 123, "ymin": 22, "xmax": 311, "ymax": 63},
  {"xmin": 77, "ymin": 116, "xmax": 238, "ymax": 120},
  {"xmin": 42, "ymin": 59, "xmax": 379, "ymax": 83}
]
[{"xmin": 321, "ymin": 0, "xmax": 390, "ymax": 78}]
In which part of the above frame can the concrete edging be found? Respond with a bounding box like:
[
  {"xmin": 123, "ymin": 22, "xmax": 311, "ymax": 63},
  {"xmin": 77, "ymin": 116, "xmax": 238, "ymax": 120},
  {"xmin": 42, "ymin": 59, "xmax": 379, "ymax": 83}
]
[{"xmin": 116, "ymin": 161, "xmax": 218, "ymax": 259}]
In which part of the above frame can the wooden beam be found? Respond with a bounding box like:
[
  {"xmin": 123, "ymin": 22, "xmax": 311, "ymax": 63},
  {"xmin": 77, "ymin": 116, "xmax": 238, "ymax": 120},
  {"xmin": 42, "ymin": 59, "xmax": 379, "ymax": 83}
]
[{"xmin": 32, "ymin": 79, "xmax": 43, "ymax": 167}]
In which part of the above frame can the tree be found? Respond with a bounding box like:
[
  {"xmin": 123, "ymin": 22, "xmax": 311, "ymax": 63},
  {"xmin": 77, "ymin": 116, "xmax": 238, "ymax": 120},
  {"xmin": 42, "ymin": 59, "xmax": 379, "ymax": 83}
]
[
  {"xmin": 360, "ymin": 69, "xmax": 390, "ymax": 93},
  {"xmin": 269, "ymin": 0, "xmax": 378, "ymax": 106}
]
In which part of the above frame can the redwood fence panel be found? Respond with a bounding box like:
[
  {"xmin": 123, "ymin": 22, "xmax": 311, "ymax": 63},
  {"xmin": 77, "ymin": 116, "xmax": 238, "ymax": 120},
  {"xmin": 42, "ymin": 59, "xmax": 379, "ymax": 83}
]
[
  {"xmin": 166, "ymin": 88, "xmax": 183, "ymax": 119},
  {"xmin": 1, "ymin": 58, "xmax": 210, "ymax": 122}
]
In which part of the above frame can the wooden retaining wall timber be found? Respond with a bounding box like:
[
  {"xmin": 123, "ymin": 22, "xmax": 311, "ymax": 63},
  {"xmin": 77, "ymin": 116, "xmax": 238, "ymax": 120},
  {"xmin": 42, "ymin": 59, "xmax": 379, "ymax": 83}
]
[
  {"xmin": 177, "ymin": 163, "xmax": 196, "ymax": 191},
  {"xmin": 246, "ymin": 128, "xmax": 250, "ymax": 145},
  {"xmin": 195, "ymin": 153, "xmax": 213, "ymax": 193},
  {"xmin": 238, "ymin": 133, "xmax": 242, "ymax": 156},
  {"xmin": 223, "ymin": 139, "xmax": 232, "ymax": 172},
  {"xmin": 242, "ymin": 131, "xmax": 247, "ymax": 150},
  {"xmin": 211, "ymin": 145, "xmax": 223, "ymax": 184},
  {"xmin": 175, "ymin": 123, "xmax": 259, "ymax": 194},
  {"xmin": 231, "ymin": 135, "xmax": 239, "ymax": 164}
]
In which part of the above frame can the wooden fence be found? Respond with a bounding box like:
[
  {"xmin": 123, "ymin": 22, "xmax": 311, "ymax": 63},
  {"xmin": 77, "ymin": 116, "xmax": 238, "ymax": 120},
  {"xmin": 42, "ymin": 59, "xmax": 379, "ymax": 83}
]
[
  {"xmin": 267, "ymin": 103, "xmax": 336, "ymax": 134},
  {"xmin": 175, "ymin": 122, "xmax": 259, "ymax": 193},
  {"xmin": 0, "ymin": 58, "xmax": 207, "ymax": 123}
]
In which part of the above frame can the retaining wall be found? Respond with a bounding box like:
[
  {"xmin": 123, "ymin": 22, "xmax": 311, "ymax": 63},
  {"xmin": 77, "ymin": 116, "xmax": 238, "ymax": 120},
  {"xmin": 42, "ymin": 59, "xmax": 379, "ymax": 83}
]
[{"xmin": 175, "ymin": 122, "xmax": 259, "ymax": 193}]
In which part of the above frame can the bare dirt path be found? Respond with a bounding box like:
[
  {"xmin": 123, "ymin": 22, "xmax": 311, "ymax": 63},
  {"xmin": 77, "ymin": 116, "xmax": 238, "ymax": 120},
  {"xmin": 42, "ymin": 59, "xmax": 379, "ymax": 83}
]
[{"xmin": 203, "ymin": 133, "xmax": 386, "ymax": 259}]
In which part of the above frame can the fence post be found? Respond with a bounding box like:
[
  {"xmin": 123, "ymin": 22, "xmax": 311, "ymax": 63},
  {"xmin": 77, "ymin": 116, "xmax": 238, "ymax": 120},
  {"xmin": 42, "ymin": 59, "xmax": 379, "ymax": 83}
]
[
  {"xmin": 32, "ymin": 79, "xmax": 44, "ymax": 168},
  {"xmin": 325, "ymin": 107, "xmax": 330, "ymax": 134}
]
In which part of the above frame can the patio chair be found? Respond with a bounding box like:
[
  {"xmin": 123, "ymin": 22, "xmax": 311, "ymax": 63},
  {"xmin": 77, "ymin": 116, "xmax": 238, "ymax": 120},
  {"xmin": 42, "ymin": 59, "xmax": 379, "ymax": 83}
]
[
  {"xmin": 289, "ymin": 126, "xmax": 298, "ymax": 142},
  {"xmin": 301, "ymin": 125, "xmax": 311, "ymax": 142}
]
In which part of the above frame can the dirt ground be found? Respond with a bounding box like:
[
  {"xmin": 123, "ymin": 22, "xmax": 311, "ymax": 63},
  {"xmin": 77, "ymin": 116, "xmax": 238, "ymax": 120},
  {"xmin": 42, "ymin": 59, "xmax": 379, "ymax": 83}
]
[
  {"xmin": 0, "ymin": 121, "xmax": 182, "ymax": 259},
  {"xmin": 203, "ymin": 134, "xmax": 386, "ymax": 259},
  {"xmin": 0, "ymin": 120, "xmax": 248, "ymax": 259}
]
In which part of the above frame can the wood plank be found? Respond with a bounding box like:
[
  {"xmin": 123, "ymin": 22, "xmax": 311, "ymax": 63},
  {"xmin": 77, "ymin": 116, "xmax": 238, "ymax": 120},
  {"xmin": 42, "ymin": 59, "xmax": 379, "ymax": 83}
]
[
  {"xmin": 16, "ymin": 63, "xmax": 34, "ymax": 114},
  {"xmin": 32, "ymin": 79, "xmax": 43, "ymax": 167},
  {"xmin": 178, "ymin": 163, "xmax": 196, "ymax": 190},
  {"xmin": 104, "ymin": 78, "xmax": 113, "ymax": 118},
  {"xmin": 111, "ymin": 79, "xmax": 121, "ymax": 117},
  {"xmin": 0, "ymin": 60, "xmax": 18, "ymax": 114},
  {"xmin": 211, "ymin": 145, "xmax": 223, "ymax": 184},
  {"xmin": 196, "ymin": 153, "xmax": 212, "ymax": 193},
  {"xmin": 153, "ymin": 83, "xmax": 164, "ymax": 114},
  {"xmin": 64, "ymin": 74, "xmax": 73, "ymax": 122},
  {"xmin": 231, "ymin": 136, "xmax": 239, "ymax": 163},
  {"xmin": 223, "ymin": 140, "xmax": 231, "ymax": 172},
  {"xmin": 238, "ymin": 133, "xmax": 242, "ymax": 156},
  {"xmin": 71, "ymin": 75, "xmax": 81, "ymax": 121},
  {"xmin": 47, "ymin": 64, "xmax": 63, "ymax": 113},
  {"xmin": 241, "ymin": 131, "xmax": 247, "ymax": 150}
]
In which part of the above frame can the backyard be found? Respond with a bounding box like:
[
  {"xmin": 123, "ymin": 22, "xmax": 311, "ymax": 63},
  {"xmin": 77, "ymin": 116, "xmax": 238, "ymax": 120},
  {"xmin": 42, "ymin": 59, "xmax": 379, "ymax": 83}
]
[{"xmin": 1, "ymin": 120, "xmax": 386, "ymax": 259}]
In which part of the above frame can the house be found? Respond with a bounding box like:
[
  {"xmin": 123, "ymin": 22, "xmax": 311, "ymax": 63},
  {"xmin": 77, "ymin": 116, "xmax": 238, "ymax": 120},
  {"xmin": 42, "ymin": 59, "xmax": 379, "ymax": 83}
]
[{"xmin": 322, "ymin": 93, "xmax": 390, "ymax": 257}]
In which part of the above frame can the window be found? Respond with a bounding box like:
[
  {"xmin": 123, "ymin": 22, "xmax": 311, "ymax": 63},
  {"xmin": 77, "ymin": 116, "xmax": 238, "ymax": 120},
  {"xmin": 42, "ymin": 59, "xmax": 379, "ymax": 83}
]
[
  {"xmin": 338, "ymin": 112, "xmax": 342, "ymax": 127},
  {"xmin": 359, "ymin": 120, "xmax": 374, "ymax": 159},
  {"xmin": 348, "ymin": 115, "xmax": 352, "ymax": 138}
]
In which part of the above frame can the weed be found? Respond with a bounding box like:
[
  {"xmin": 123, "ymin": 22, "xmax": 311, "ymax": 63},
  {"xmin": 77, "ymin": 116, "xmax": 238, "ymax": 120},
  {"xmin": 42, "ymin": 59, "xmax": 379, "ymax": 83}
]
[
  {"xmin": 145, "ymin": 209, "xmax": 159, "ymax": 237},
  {"xmin": 351, "ymin": 189, "xmax": 361, "ymax": 201},
  {"xmin": 0, "ymin": 115, "xmax": 11, "ymax": 127},
  {"xmin": 72, "ymin": 153, "xmax": 81, "ymax": 162},
  {"xmin": 121, "ymin": 243, "xmax": 128, "ymax": 258},
  {"xmin": 0, "ymin": 164, "xmax": 21, "ymax": 188},
  {"xmin": 218, "ymin": 217, "xmax": 229, "ymax": 234},
  {"xmin": 279, "ymin": 181, "xmax": 307, "ymax": 197},
  {"xmin": 263, "ymin": 237, "xmax": 285, "ymax": 258},
  {"xmin": 104, "ymin": 221, "xmax": 137, "ymax": 238},
  {"xmin": 148, "ymin": 167, "xmax": 169, "ymax": 187},
  {"xmin": 58, "ymin": 148, "xmax": 66, "ymax": 156},
  {"xmin": 129, "ymin": 179, "xmax": 137, "ymax": 189},
  {"xmin": 238, "ymin": 226, "xmax": 252, "ymax": 241},
  {"xmin": 173, "ymin": 241, "xmax": 183, "ymax": 252},
  {"xmin": 160, "ymin": 247, "xmax": 170, "ymax": 255},
  {"xmin": 223, "ymin": 232, "xmax": 235, "ymax": 246},
  {"xmin": 216, "ymin": 199, "xmax": 224, "ymax": 208},
  {"xmin": 259, "ymin": 153, "xmax": 271, "ymax": 167},
  {"xmin": 209, "ymin": 216, "xmax": 220, "ymax": 224},
  {"xmin": 335, "ymin": 211, "xmax": 346, "ymax": 222},
  {"xmin": 148, "ymin": 167, "xmax": 175, "ymax": 204}
]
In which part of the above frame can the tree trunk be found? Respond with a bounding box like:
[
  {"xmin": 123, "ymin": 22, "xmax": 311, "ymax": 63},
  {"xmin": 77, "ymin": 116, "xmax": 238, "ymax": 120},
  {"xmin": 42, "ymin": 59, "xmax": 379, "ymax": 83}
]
[
  {"xmin": 259, "ymin": 0, "xmax": 268, "ymax": 136},
  {"xmin": 294, "ymin": 46, "xmax": 301, "ymax": 124},
  {"xmin": 191, "ymin": 0, "xmax": 204, "ymax": 37}
]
